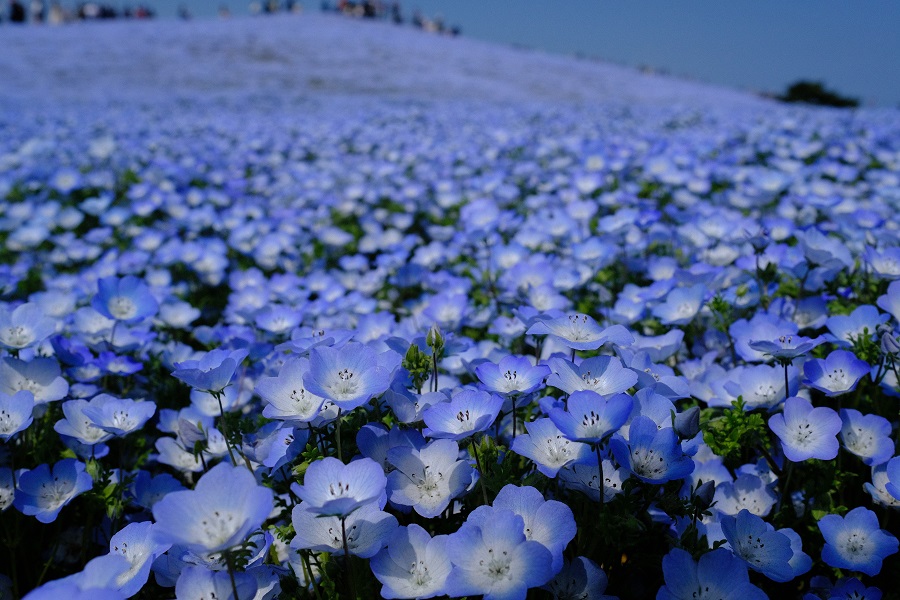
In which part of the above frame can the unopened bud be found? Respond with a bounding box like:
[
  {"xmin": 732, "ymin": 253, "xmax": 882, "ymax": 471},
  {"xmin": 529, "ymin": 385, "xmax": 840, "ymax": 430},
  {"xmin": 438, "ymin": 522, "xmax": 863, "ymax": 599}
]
[
  {"xmin": 695, "ymin": 480, "xmax": 715, "ymax": 508},
  {"xmin": 882, "ymin": 332, "xmax": 900, "ymax": 356},
  {"xmin": 426, "ymin": 323, "xmax": 444, "ymax": 352},
  {"xmin": 673, "ymin": 406, "xmax": 701, "ymax": 439}
]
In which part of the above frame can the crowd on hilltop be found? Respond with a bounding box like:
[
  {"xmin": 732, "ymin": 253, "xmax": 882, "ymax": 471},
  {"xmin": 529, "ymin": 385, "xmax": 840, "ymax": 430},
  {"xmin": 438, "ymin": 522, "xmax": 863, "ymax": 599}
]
[
  {"xmin": 322, "ymin": 0, "xmax": 461, "ymax": 36},
  {"xmin": 2, "ymin": 0, "xmax": 154, "ymax": 23}
]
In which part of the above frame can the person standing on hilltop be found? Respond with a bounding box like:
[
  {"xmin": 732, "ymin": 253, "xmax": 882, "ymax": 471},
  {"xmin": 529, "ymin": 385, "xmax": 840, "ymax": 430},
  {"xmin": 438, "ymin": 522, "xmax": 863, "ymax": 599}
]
[{"xmin": 9, "ymin": 0, "xmax": 26, "ymax": 22}]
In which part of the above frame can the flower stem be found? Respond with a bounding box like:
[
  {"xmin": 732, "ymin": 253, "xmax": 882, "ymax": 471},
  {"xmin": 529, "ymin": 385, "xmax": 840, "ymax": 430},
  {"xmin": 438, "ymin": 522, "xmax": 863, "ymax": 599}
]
[
  {"xmin": 335, "ymin": 409, "xmax": 343, "ymax": 462},
  {"xmin": 214, "ymin": 392, "xmax": 238, "ymax": 466},
  {"xmin": 225, "ymin": 550, "xmax": 241, "ymax": 600},
  {"xmin": 471, "ymin": 439, "xmax": 490, "ymax": 505},
  {"xmin": 341, "ymin": 517, "xmax": 357, "ymax": 599}
]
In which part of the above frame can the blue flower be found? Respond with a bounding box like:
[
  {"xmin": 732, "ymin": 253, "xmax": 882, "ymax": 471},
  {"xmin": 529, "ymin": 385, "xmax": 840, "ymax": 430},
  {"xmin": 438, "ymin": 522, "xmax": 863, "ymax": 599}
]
[
  {"xmin": 526, "ymin": 313, "xmax": 633, "ymax": 351},
  {"xmin": 610, "ymin": 415, "xmax": 694, "ymax": 484},
  {"xmin": 91, "ymin": 275, "xmax": 158, "ymax": 324},
  {"xmin": 748, "ymin": 333, "xmax": 823, "ymax": 363},
  {"xmin": 0, "ymin": 302, "xmax": 56, "ymax": 350},
  {"xmin": 769, "ymin": 396, "xmax": 842, "ymax": 462},
  {"xmin": 422, "ymin": 388, "xmax": 503, "ymax": 441},
  {"xmin": 387, "ymin": 438, "xmax": 472, "ymax": 518},
  {"xmin": 151, "ymin": 462, "xmax": 273, "ymax": 553},
  {"xmin": 475, "ymin": 354, "xmax": 550, "ymax": 396},
  {"xmin": 829, "ymin": 577, "xmax": 884, "ymax": 600},
  {"xmin": 482, "ymin": 484, "xmax": 576, "ymax": 574},
  {"xmin": 171, "ymin": 347, "xmax": 249, "ymax": 394},
  {"xmin": 825, "ymin": 305, "xmax": 888, "ymax": 348},
  {"xmin": 13, "ymin": 459, "xmax": 93, "ymax": 523},
  {"xmin": 81, "ymin": 394, "xmax": 156, "ymax": 437},
  {"xmin": 292, "ymin": 456, "xmax": 386, "ymax": 518},
  {"xmin": 510, "ymin": 417, "xmax": 592, "ymax": 478},
  {"xmin": 255, "ymin": 357, "xmax": 326, "ymax": 423},
  {"xmin": 290, "ymin": 501, "xmax": 398, "ymax": 558},
  {"xmin": 0, "ymin": 389, "xmax": 34, "ymax": 441},
  {"xmin": 656, "ymin": 548, "xmax": 766, "ymax": 600},
  {"xmin": 107, "ymin": 521, "xmax": 172, "ymax": 597},
  {"xmin": 720, "ymin": 509, "xmax": 795, "ymax": 582},
  {"xmin": 303, "ymin": 342, "xmax": 396, "ymax": 411},
  {"xmin": 819, "ymin": 506, "xmax": 899, "ymax": 576},
  {"xmin": 174, "ymin": 566, "xmax": 257, "ymax": 600},
  {"xmin": 651, "ymin": 284, "xmax": 707, "ymax": 326},
  {"xmin": 548, "ymin": 390, "xmax": 632, "ymax": 443},
  {"xmin": 444, "ymin": 507, "xmax": 554, "ymax": 600},
  {"xmin": 839, "ymin": 408, "xmax": 893, "ymax": 466},
  {"xmin": 712, "ymin": 473, "xmax": 777, "ymax": 517},
  {"xmin": 542, "ymin": 556, "xmax": 615, "ymax": 600},
  {"xmin": 546, "ymin": 355, "xmax": 637, "ymax": 396},
  {"xmin": 370, "ymin": 524, "xmax": 452, "ymax": 599},
  {"xmin": 803, "ymin": 350, "xmax": 870, "ymax": 397}
]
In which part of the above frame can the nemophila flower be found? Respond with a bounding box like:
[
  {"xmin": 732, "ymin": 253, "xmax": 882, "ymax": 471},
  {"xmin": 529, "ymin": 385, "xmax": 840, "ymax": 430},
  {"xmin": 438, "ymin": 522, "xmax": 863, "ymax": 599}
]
[
  {"xmin": 720, "ymin": 509, "xmax": 795, "ymax": 582},
  {"xmin": 819, "ymin": 507, "xmax": 899, "ymax": 576},
  {"xmin": 631, "ymin": 329, "xmax": 684, "ymax": 362},
  {"xmin": 107, "ymin": 521, "xmax": 172, "ymax": 597},
  {"xmin": 803, "ymin": 350, "xmax": 870, "ymax": 397},
  {"xmin": 444, "ymin": 507, "xmax": 554, "ymax": 600},
  {"xmin": 546, "ymin": 355, "xmax": 637, "ymax": 396},
  {"xmin": 829, "ymin": 577, "xmax": 884, "ymax": 600},
  {"xmin": 14, "ymin": 459, "xmax": 93, "ymax": 523},
  {"xmin": 729, "ymin": 312, "xmax": 799, "ymax": 363},
  {"xmin": 712, "ymin": 474, "xmax": 777, "ymax": 517},
  {"xmin": 839, "ymin": 409, "xmax": 893, "ymax": 466},
  {"xmin": 55, "ymin": 399, "xmax": 116, "ymax": 446},
  {"xmin": 22, "ymin": 554, "xmax": 131, "ymax": 600},
  {"xmin": 91, "ymin": 276, "xmax": 158, "ymax": 324},
  {"xmin": 151, "ymin": 462, "xmax": 273, "ymax": 554},
  {"xmin": 526, "ymin": 313, "xmax": 633, "ymax": 351},
  {"xmin": 656, "ymin": 548, "xmax": 766, "ymax": 600},
  {"xmin": 475, "ymin": 354, "xmax": 550, "ymax": 396},
  {"xmin": 383, "ymin": 386, "xmax": 444, "ymax": 424},
  {"xmin": 171, "ymin": 347, "xmax": 248, "ymax": 394},
  {"xmin": 510, "ymin": 417, "xmax": 592, "ymax": 477},
  {"xmin": 81, "ymin": 394, "xmax": 156, "ymax": 437},
  {"xmin": 482, "ymin": 484, "xmax": 577, "ymax": 574},
  {"xmin": 0, "ymin": 389, "xmax": 35, "ymax": 440},
  {"xmin": 0, "ymin": 356, "xmax": 68, "ymax": 405},
  {"xmin": 422, "ymin": 388, "xmax": 503, "ymax": 441},
  {"xmin": 543, "ymin": 556, "xmax": 615, "ymax": 600},
  {"xmin": 883, "ymin": 456, "xmax": 900, "ymax": 501},
  {"xmin": 610, "ymin": 415, "xmax": 694, "ymax": 484},
  {"xmin": 370, "ymin": 524, "xmax": 452, "ymax": 599},
  {"xmin": 96, "ymin": 351, "xmax": 143, "ymax": 376},
  {"xmin": 748, "ymin": 333, "xmax": 823, "ymax": 363},
  {"xmin": 864, "ymin": 462, "xmax": 900, "ymax": 509},
  {"xmin": 722, "ymin": 363, "xmax": 797, "ymax": 410},
  {"xmin": 254, "ymin": 304, "xmax": 302, "ymax": 336},
  {"xmin": 303, "ymin": 342, "xmax": 396, "ymax": 411},
  {"xmin": 175, "ymin": 566, "xmax": 257, "ymax": 600},
  {"xmin": 620, "ymin": 350, "xmax": 690, "ymax": 399},
  {"xmin": 548, "ymin": 390, "xmax": 632, "ymax": 443},
  {"xmin": 651, "ymin": 284, "xmax": 706, "ymax": 326},
  {"xmin": 769, "ymin": 396, "xmax": 842, "ymax": 462},
  {"xmin": 291, "ymin": 501, "xmax": 398, "ymax": 558},
  {"xmin": 1, "ymin": 468, "xmax": 14, "ymax": 512},
  {"xmin": 876, "ymin": 280, "xmax": 900, "ymax": 323},
  {"xmin": 422, "ymin": 292, "xmax": 470, "ymax": 330},
  {"xmin": 0, "ymin": 302, "xmax": 56, "ymax": 350},
  {"xmin": 255, "ymin": 357, "xmax": 326, "ymax": 424},
  {"xmin": 387, "ymin": 438, "xmax": 472, "ymax": 518},
  {"xmin": 129, "ymin": 471, "xmax": 186, "ymax": 510},
  {"xmin": 292, "ymin": 456, "xmax": 386, "ymax": 518},
  {"xmin": 825, "ymin": 305, "xmax": 888, "ymax": 347},
  {"xmin": 357, "ymin": 423, "xmax": 426, "ymax": 471}
]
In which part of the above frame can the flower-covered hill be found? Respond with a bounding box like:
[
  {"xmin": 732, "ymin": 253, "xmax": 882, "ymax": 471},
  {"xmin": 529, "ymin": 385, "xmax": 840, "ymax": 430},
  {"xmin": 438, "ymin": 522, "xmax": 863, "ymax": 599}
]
[
  {"xmin": 3, "ymin": 10, "xmax": 900, "ymax": 600},
  {"xmin": 0, "ymin": 12, "xmax": 764, "ymax": 108}
]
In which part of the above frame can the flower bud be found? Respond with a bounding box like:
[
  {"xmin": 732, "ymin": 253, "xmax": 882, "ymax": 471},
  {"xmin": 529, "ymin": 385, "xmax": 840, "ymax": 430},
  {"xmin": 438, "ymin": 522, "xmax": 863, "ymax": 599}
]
[
  {"xmin": 881, "ymin": 332, "xmax": 900, "ymax": 356},
  {"xmin": 426, "ymin": 323, "xmax": 444, "ymax": 353},
  {"xmin": 694, "ymin": 480, "xmax": 716, "ymax": 509},
  {"xmin": 673, "ymin": 406, "xmax": 701, "ymax": 439}
]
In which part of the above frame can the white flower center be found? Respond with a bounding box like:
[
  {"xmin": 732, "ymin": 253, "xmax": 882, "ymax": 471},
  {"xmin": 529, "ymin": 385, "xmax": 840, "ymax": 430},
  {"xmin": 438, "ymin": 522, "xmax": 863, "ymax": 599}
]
[
  {"xmin": 479, "ymin": 547, "xmax": 513, "ymax": 581},
  {"xmin": 3, "ymin": 326, "xmax": 31, "ymax": 347},
  {"xmin": 108, "ymin": 296, "xmax": 138, "ymax": 320}
]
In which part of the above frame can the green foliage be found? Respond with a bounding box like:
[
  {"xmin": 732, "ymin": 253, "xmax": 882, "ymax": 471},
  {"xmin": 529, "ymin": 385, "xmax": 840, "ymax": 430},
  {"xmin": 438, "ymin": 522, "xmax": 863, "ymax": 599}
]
[{"xmin": 702, "ymin": 398, "xmax": 770, "ymax": 467}]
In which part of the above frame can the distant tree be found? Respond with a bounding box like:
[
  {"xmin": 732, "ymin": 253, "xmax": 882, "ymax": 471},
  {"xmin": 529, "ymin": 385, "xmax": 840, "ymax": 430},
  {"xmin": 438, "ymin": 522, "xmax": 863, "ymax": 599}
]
[{"xmin": 778, "ymin": 80, "xmax": 859, "ymax": 108}]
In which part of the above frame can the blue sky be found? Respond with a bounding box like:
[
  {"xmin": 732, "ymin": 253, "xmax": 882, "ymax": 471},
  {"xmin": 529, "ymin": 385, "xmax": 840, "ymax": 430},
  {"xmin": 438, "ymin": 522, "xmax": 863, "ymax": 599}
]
[{"xmin": 145, "ymin": 1, "xmax": 900, "ymax": 106}]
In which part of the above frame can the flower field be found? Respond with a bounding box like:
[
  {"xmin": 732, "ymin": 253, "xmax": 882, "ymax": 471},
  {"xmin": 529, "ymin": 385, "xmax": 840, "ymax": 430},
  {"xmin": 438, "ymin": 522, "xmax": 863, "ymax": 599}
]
[{"xmin": 3, "ymin": 13, "xmax": 900, "ymax": 600}]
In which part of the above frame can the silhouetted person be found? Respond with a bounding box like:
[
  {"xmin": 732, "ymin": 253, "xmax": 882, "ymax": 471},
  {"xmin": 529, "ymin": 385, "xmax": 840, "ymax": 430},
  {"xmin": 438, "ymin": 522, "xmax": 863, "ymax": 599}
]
[{"xmin": 9, "ymin": 0, "xmax": 26, "ymax": 22}]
